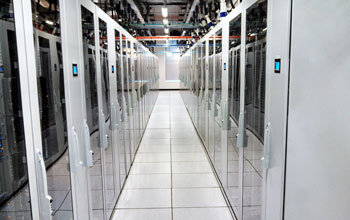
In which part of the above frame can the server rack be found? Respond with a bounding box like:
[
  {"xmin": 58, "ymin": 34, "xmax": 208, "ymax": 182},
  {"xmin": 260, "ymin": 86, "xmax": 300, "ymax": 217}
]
[
  {"xmin": 179, "ymin": 0, "xmax": 267, "ymax": 220},
  {"xmin": 1, "ymin": 0, "xmax": 159, "ymax": 219}
]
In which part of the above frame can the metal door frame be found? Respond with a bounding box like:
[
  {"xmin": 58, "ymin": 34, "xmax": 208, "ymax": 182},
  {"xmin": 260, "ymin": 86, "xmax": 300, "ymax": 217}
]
[{"xmin": 12, "ymin": 0, "xmax": 43, "ymax": 219}]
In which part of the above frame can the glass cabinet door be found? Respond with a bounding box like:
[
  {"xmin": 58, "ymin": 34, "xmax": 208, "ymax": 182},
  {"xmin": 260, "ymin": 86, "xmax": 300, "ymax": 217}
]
[
  {"xmin": 208, "ymin": 36, "xmax": 215, "ymax": 160},
  {"xmin": 242, "ymin": 1, "xmax": 267, "ymax": 219},
  {"xmin": 227, "ymin": 14, "xmax": 242, "ymax": 219},
  {"xmin": 0, "ymin": 1, "xmax": 32, "ymax": 219},
  {"xmin": 98, "ymin": 18, "xmax": 117, "ymax": 219},
  {"xmin": 31, "ymin": 0, "xmax": 74, "ymax": 219},
  {"xmin": 214, "ymin": 30, "xmax": 223, "ymax": 180},
  {"xmin": 121, "ymin": 35, "xmax": 131, "ymax": 173},
  {"xmin": 80, "ymin": 6, "xmax": 105, "ymax": 220},
  {"xmin": 115, "ymin": 30, "xmax": 127, "ymax": 186}
]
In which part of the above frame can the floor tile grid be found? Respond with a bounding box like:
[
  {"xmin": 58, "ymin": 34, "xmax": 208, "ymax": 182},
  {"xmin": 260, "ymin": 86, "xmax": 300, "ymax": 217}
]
[
  {"xmin": 110, "ymin": 93, "xmax": 165, "ymax": 217},
  {"xmin": 113, "ymin": 92, "xmax": 235, "ymax": 220}
]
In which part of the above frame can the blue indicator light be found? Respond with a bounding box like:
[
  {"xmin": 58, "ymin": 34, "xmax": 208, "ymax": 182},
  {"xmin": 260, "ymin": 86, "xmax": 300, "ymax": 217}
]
[
  {"xmin": 274, "ymin": 59, "xmax": 281, "ymax": 73},
  {"xmin": 112, "ymin": 65, "xmax": 115, "ymax": 73},
  {"xmin": 54, "ymin": 64, "xmax": 57, "ymax": 71},
  {"xmin": 275, "ymin": 62, "xmax": 280, "ymax": 70},
  {"xmin": 0, "ymin": 67, "xmax": 3, "ymax": 72},
  {"xmin": 1, "ymin": 156, "xmax": 4, "ymax": 160},
  {"xmin": 73, "ymin": 64, "xmax": 78, "ymax": 77}
]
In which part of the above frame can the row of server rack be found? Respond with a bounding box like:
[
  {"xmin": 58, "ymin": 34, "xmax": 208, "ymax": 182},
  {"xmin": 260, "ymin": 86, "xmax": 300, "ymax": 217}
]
[
  {"xmin": 180, "ymin": 0, "xmax": 350, "ymax": 220},
  {"xmin": 180, "ymin": 1, "xmax": 267, "ymax": 219},
  {"xmin": 0, "ymin": 0, "xmax": 159, "ymax": 219}
]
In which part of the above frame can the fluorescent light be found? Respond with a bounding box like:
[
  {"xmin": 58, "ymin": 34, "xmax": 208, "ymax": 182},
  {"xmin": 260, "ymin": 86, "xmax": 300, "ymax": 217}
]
[
  {"xmin": 45, "ymin": 20, "xmax": 54, "ymax": 25},
  {"xmin": 164, "ymin": 28, "xmax": 169, "ymax": 34},
  {"xmin": 163, "ymin": 19, "xmax": 169, "ymax": 25},
  {"xmin": 162, "ymin": 8, "xmax": 168, "ymax": 17}
]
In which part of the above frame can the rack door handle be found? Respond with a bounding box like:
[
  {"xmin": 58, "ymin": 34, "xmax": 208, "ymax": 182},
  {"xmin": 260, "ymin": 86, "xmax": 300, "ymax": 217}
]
[
  {"xmin": 83, "ymin": 120, "xmax": 93, "ymax": 167},
  {"xmin": 100, "ymin": 111, "xmax": 109, "ymax": 149},
  {"xmin": 71, "ymin": 127, "xmax": 83, "ymax": 172},
  {"xmin": 262, "ymin": 122, "xmax": 271, "ymax": 169},
  {"xmin": 36, "ymin": 149, "xmax": 53, "ymax": 219}
]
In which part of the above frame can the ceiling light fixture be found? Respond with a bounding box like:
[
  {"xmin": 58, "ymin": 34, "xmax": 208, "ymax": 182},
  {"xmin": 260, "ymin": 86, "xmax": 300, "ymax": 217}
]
[
  {"xmin": 162, "ymin": 8, "xmax": 168, "ymax": 17},
  {"xmin": 163, "ymin": 19, "xmax": 169, "ymax": 25},
  {"xmin": 164, "ymin": 28, "xmax": 169, "ymax": 34},
  {"xmin": 45, "ymin": 20, "xmax": 54, "ymax": 25}
]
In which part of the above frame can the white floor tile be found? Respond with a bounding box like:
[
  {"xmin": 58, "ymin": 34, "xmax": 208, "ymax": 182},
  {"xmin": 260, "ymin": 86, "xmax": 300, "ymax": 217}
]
[
  {"xmin": 140, "ymin": 138, "xmax": 170, "ymax": 147},
  {"xmin": 130, "ymin": 162, "xmax": 171, "ymax": 174},
  {"xmin": 143, "ymin": 129, "xmax": 171, "ymax": 139},
  {"xmin": 138, "ymin": 145, "xmax": 170, "ymax": 153},
  {"xmin": 112, "ymin": 209, "xmax": 172, "ymax": 220},
  {"xmin": 171, "ymin": 144, "xmax": 203, "ymax": 153},
  {"xmin": 172, "ymin": 152, "xmax": 207, "ymax": 162},
  {"xmin": 117, "ymin": 189, "xmax": 171, "ymax": 208},
  {"xmin": 172, "ymin": 173, "xmax": 219, "ymax": 188},
  {"xmin": 172, "ymin": 188, "xmax": 227, "ymax": 208},
  {"xmin": 171, "ymin": 138, "xmax": 202, "ymax": 145},
  {"xmin": 173, "ymin": 207, "xmax": 234, "ymax": 220},
  {"xmin": 135, "ymin": 153, "xmax": 170, "ymax": 163},
  {"xmin": 172, "ymin": 161, "xmax": 213, "ymax": 173},
  {"xmin": 125, "ymin": 174, "xmax": 171, "ymax": 189}
]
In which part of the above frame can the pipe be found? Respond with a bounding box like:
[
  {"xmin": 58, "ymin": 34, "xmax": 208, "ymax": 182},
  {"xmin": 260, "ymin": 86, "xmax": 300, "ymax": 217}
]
[
  {"xmin": 220, "ymin": 0, "xmax": 227, "ymax": 19},
  {"xmin": 126, "ymin": 0, "xmax": 152, "ymax": 36},
  {"xmin": 181, "ymin": 0, "xmax": 200, "ymax": 36}
]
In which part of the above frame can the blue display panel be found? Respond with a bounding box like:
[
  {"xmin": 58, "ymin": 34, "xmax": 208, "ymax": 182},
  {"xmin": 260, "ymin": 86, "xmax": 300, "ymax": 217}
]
[
  {"xmin": 275, "ymin": 58, "xmax": 281, "ymax": 73},
  {"xmin": 73, "ymin": 64, "xmax": 78, "ymax": 76}
]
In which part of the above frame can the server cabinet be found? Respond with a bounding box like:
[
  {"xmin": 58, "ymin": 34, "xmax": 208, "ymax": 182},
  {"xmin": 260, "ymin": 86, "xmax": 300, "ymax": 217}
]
[
  {"xmin": 227, "ymin": 14, "xmax": 242, "ymax": 218},
  {"xmin": 241, "ymin": 2, "xmax": 267, "ymax": 219},
  {"xmin": 0, "ymin": 7, "xmax": 35, "ymax": 219},
  {"xmin": 180, "ymin": 1, "xmax": 267, "ymax": 220},
  {"xmin": 278, "ymin": 1, "xmax": 350, "ymax": 220},
  {"xmin": 1, "ymin": 0, "xmax": 158, "ymax": 219},
  {"xmin": 79, "ymin": 4, "xmax": 106, "ymax": 219},
  {"xmin": 97, "ymin": 14, "xmax": 121, "ymax": 219}
]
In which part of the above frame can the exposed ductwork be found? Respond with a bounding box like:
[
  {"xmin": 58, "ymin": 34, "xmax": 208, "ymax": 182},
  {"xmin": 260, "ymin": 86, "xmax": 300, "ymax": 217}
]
[{"xmin": 181, "ymin": 0, "xmax": 199, "ymax": 36}]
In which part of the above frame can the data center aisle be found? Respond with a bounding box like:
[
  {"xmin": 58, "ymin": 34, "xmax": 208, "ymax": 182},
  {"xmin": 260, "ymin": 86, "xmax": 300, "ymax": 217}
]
[{"xmin": 112, "ymin": 91, "xmax": 234, "ymax": 220}]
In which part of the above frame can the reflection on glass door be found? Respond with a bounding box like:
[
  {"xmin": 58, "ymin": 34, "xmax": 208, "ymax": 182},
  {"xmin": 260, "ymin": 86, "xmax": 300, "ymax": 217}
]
[
  {"xmin": 227, "ymin": 14, "xmax": 242, "ymax": 218},
  {"xmin": 198, "ymin": 43, "xmax": 205, "ymax": 140},
  {"xmin": 214, "ymin": 30, "xmax": 223, "ymax": 179},
  {"xmin": 98, "ymin": 18, "xmax": 116, "ymax": 219},
  {"xmin": 132, "ymin": 44, "xmax": 140, "ymax": 147},
  {"xmin": 31, "ymin": 0, "xmax": 73, "ymax": 219},
  {"xmin": 81, "ymin": 6, "xmax": 105, "ymax": 220},
  {"xmin": 127, "ymin": 41, "xmax": 135, "ymax": 159},
  {"xmin": 0, "ymin": 1, "xmax": 32, "ymax": 219},
  {"xmin": 122, "ymin": 36, "xmax": 131, "ymax": 172},
  {"xmin": 242, "ymin": 1, "xmax": 267, "ymax": 219},
  {"xmin": 115, "ymin": 30, "xmax": 126, "ymax": 186},
  {"xmin": 208, "ymin": 36, "xmax": 215, "ymax": 160}
]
